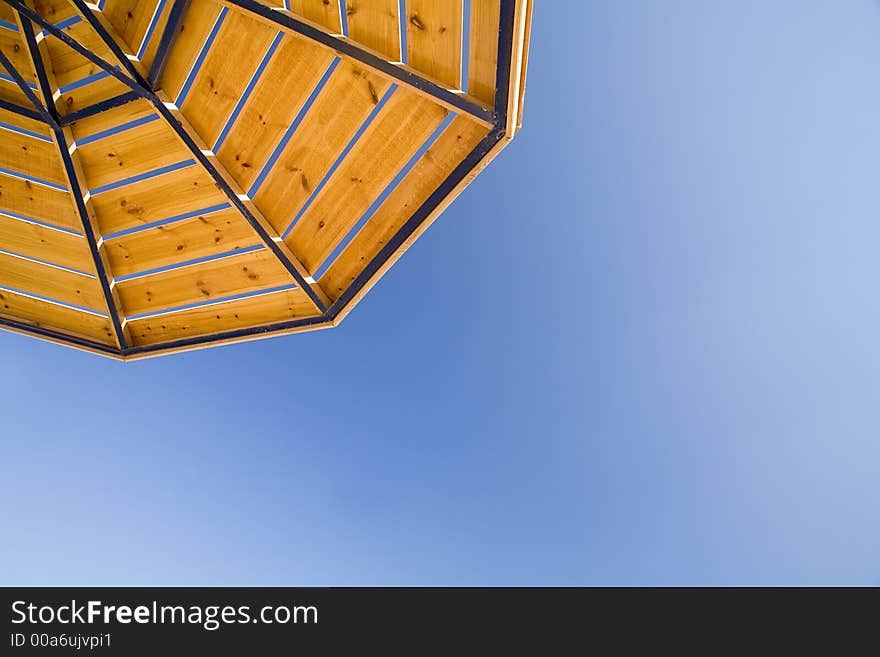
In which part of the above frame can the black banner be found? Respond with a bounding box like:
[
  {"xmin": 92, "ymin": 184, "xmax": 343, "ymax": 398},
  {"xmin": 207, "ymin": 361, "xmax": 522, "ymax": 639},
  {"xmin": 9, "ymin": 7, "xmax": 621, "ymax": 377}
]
[{"xmin": 0, "ymin": 587, "xmax": 873, "ymax": 652}]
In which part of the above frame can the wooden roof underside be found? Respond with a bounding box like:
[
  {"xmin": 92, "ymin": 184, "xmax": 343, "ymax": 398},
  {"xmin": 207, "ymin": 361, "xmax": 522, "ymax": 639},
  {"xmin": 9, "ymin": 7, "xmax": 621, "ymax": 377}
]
[{"xmin": 0, "ymin": 0, "xmax": 530, "ymax": 359}]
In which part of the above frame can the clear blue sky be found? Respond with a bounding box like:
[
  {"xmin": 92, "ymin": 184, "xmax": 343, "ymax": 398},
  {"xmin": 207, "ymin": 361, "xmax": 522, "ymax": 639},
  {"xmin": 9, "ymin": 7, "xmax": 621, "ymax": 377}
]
[{"xmin": 3, "ymin": 1, "xmax": 880, "ymax": 585}]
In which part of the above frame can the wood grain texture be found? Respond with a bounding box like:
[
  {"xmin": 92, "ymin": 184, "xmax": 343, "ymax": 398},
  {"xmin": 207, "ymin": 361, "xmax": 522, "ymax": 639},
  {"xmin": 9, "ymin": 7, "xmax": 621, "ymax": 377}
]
[
  {"xmin": 77, "ymin": 118, "xmax": 190, "ymax": 190},
  {"xmin": 287, "ymin": 88, "xmax": 448, "ymax": 274},
  {"xmin": 90, "ymin": 164, "xmax": 227, "ymax": 235},
  {"xmin": 405, "ymin": 0, "xmax": 462, "ymax": 88},
  {"xmin": 216, "ymin": 35, "xmax": 334, "ymax": 192},
  {"xmin": 0, "ymin": 250, "xmax": 104, "ymax": 310},
  {"xmin": 138, "ymin": 0, "xmax": 174, "ymax": 71},
  {"xmin": 320, "ymin": 115, "xmax": 487, "ymax": 299},
  {"xmin": 104, "ymin": 207, "xmax": 258, "ymax": 277},
  {"xmin": 0, "ymin": 171, "xmax": 79, "ymax": 232},
  {"xmin": 0, "ymin": 130, "xmax": 66, "ymax": 187},
  {"xmin": 0, "ymin": 82, "xmax": 34, "ymax": 112},
  {"xmin": 289, "ymin": 0, "xmax": 342, "ymax": 32},
  {"xmin": 252, "ymin": 59, "xmax": 391, "ymax": 234},
  {"xmin": 0, "ymin": 286, "xmax": 115, "ymax": 344},
  {"xmin": 180, "ymin": 9, "xmax": 277, "ymax": 147},
  {"xmin": 126, "ymin": 285, "xmax": 318, "ymax": 345},
  {"xmin": 57, "ymin": 76, "xmax": 133, "ymax": 118},
  {"xmin": 345, "ymin": 0, "xmax": 401, "ymax": 60},
  {"xmin": 69, "ymin": 98, "xmax": 155, "ymax": 141},
  {"xmin": 0, "ymin": 0, "xmax": 531, "ymax": 357},
  {"xmin": 468, "ymin": 0, "xmax": 499, "ymax": 104},
  {"xmin": 102, "ymin": 0, "xmax": 160, "ymax": 54},
  {"xmin": 0, "ymin": 213, "xmax": 93, "ymax": 272},
  {"xmin": 158, "ymin": 0, "xmax": 224, "ymax": 100},
  {"xmin": 116, "ymin": 247, "xmax": 294, "ymax": 315},
  {"xmin": 0, "ymin": 29, "xmax": 36, "ymax": 84},
  {"xmin": 0, "ymin": 108, "xmax": 50, "ymax": 138}
]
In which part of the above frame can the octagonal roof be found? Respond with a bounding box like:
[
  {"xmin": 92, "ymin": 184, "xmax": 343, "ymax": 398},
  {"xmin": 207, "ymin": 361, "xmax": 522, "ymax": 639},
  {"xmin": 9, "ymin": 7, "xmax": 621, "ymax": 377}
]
[{"xmin": 0, "ymin": 0, "xmax": 531, "ymax": 359}]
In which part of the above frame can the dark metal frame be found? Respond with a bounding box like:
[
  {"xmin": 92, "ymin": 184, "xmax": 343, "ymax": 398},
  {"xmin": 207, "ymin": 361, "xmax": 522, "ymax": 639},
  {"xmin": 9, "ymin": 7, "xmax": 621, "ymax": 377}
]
[
  {"xmin": 222, "ymin": 0, "xmax": 496, "ymax": 126},
  {"xmin": 0, "ymin": 45, "xmax": 54, "ymax": 124},
  {"xmin": 8, "ymin": 0, "xmax": 328, "ymax": 313},
  {"xmin": 0, "ymin": 0, "xmax": 518, "ymax": 358},
  {"xmin": 0, "ymin": 96, "xmax": 41, "ymax": 121},
  {"xmin": 53, "ymin": 124, "xmax": 130, "ymax": 348},
  {"xmin": 18, "ymin": 13, "xmax": 60, "ymax": 124},
  {"xmin": 148, "ymin": 0, "xmax": 190, "ymax": 87},
  {"xmin": 7, "ymin": 6, "xmax": 130, "ymax": 347}
]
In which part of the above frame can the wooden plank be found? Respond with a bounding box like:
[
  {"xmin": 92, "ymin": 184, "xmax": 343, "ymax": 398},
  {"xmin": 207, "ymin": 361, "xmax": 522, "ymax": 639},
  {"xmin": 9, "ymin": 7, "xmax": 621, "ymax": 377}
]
[
  {"xmin": 0, "ymin": 130, "xmax": 66, "ymax": 186},
  {"xmin": 90, "ymin": 164, "xmax": 228, "ymax": 234},
  {"xmin": 76, "ymin": 118, "xmax": 189, "ymax": 190},
  {"xmin": 57, "ymin": 75, "xmax": 132, "ymax": 118},
  {"xmin": 0, "ymin": 29, "xmax": 36, "ymax": 84},
  {"xmin": 0, "ymin": 286, "xmax": 115, "ymax": 344},
  {"xmin": 158, "ymin": 0, "xmax": 223, "ymax": 100},
  {"xmin": 180, "ymin": 9, "xmax": 277, "ymax": 147},
  {"xmin": 32, "ymin": 0, "xmax": 77, "ymax": 23},
  {"xmin": 126, "ymin": 285, "xmax": 317, "ymax": 345},
  {"xmin": 139, "ymin": 0, "xmax": 174, "ymax": 71},
  {"xmin": 44, "ymin": 18, "xmax": 116, "ymax": 76},
  {"xmin": 405, "ymin": 0, "xmax": 462, "ymax": 89},
  {"xmin": 102, "ymin": 0, "xmax": 161, "ymax": 54},
  {"xmin": 53, "ymin": 59, "xmax": 114, "ymax": 88},
  {"xmin": 345, "ymin": 0, "xmax": 401, "ymax": 61},
  {"xmin": 321, "ymin": 115, "xmax": 487, "ymax": 299},
  {"xmin": 219, "ymin": 0, "xmax": 493, "ymax": 126},
  {"xmin": 287, "ymin": 88, "xmax": 447, "ymax": 273},
  {"xmin": 0, "ymin": 82, "xmax": 33, "ymax": 111},
  {"xmin": 104, "ymin": 206, "xmax": 258, "ymax": 276},
  {"xmin": 15, "ymin": 11, "xmax": 134, "ymax": 347},
  {"xmin": 69, "ymin": 98, "xmax": 155, "ymax": 140},
  {"xmin": 0, "ymin": 106, "xmax": 52, "ymax": 137},
  {"xmin": 332, "ymin": 126, "xmax": 511, "ymax": 326},
  {"xmin": 116, "ymin": 247, "xmax": 294, "ymax": 315},
  {"xmin": 0, "ymin": 213, "xmax": 93, "ymax": 271},
  {"xmin": 216, "ymin": 35, "xmax": 334, "ymax": 192},
  {"xmin": 0, "ymin": 250, "xmax": 105, "ymax": 310},
  {"xmin": 288, "ymin": 0, "xmax": 342, "ymax": 32},
  {"xmin": 60, "ymin": 120, "xmax": 134, "ymax": 346},
  {"xmin": 253, "ymin": 59, "xmax": 392, "ymax": 234},
  {"xmin": 0, "ymin": 170, "xmax": 79, "ymax": 231},
  {"xmin": 155, "ymin": 88, "xmax": 332, "ymax": 310},
  {"xmin": 468, "ymin": 0, "xmax": 499, "ymax": 104},
  {"xmin": 0, "ymin": 3, "xmax": 16, "ymax": 23}
]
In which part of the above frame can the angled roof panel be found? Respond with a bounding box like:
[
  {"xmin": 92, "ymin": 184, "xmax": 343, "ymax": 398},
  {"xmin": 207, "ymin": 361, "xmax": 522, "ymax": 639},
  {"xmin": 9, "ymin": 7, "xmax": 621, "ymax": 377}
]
[{"xmin": 0, "ymin": 0, "xmax": 532, "ymax": 359}]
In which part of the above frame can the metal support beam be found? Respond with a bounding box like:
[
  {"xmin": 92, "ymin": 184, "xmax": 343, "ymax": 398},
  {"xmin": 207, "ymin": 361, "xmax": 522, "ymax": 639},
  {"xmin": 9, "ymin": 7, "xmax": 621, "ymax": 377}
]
[
  {"xmin": 121, "ymin": 315, "xmax": 328, "ymax": 357},
  {"xmin": 17, "ymin": 7, "xmax": 60, "ymax": 125},
  {"xmin": 0, "ymin": 0, "xmax": 522, "ymax": 357},
  {"xmin": 152, "ymin": 94, "xmax": 330, "ymax": 311},
  {"xmin": 52, "ymin": 125, "xmax": 129, "ymax": 349},
  {"xmin": 59, "ymin": 90, "xmax": 141, "ymax": 126},
  {"xmin": 148, "ymin": 0, "xmax": 190, "ymax": 88},
  {"xmin": 68, "ymin": 0, "xmax": 151, "ymax": 89},
  {"xmin": 328, "ymin": 127, "xmax": 505, "ymax": 317},
  {"xmin": 9, "ymin": 0, "xmax": 329, "ymax": 313},
  {"xmin": 11, "ymin": 0, "xmax": 131, "ymax": 348},
  {"xmin": 0, "ymin": 315, "xmax": 121, "ymax": 357},
  {"xmin": 219, "ymin": 0, "xmax": 496, "ymax": 126},
  {"xmin": 493, "ymin": 0, "xmax": 517, "ymax": 132},
  {"xmin": 122, "ymin": 0, "xmax": 520, "ymax": 357},
  {"xmin": 328, "ymin": 0, "xmax": 517, "ymax": 318},
  {"xmin": 0, "ymin": 96, "xmax": 42, "ymax": 121},
  {"xmin": 0, "ymin": 46, "xmax": 54, "ymax": 125}
]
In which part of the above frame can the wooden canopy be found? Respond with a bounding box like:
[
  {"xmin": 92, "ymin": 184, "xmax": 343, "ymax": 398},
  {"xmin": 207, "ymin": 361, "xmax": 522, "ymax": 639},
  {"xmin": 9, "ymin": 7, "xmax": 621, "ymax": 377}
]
[{"xmin": 0, "ymin": 0, "xmax": 531, "ymax": 359}]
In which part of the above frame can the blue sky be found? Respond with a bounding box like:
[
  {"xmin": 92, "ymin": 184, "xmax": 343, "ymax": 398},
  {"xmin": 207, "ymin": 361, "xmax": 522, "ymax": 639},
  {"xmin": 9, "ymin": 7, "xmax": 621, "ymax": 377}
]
[{"xmin": 3, "ymin": 1, "xmax": 880, "ymax": 585}]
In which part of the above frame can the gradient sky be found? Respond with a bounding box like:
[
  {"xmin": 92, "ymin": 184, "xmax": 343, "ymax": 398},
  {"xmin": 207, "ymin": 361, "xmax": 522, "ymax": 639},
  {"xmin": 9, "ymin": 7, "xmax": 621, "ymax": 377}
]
[{"xmin": 3, "ymin": 1, "xmax": 880, "ymax": 585}]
